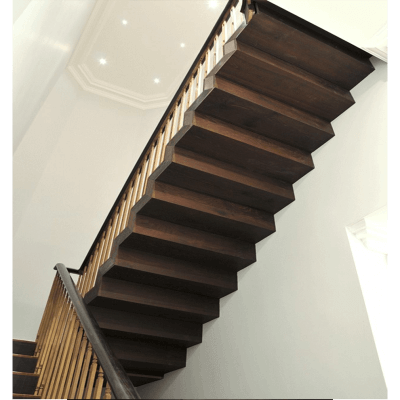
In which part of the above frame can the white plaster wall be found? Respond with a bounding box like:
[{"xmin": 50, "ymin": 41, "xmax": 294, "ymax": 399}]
[
  {"xmin": 138, "ymin": 57, "xmax": 387, "ymax": 399},
  {"xmin": 13, "ymin": 69, "xmax": 166, "ymax": 340},
  {"xmin": 13, "ymin": 0, "xmax": 96, "ymax": 153}
]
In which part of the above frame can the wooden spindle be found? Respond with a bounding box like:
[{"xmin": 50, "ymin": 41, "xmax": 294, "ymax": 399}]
[
  {"xmin": 76, "ymin": 341, "xmax": 93, "ymax": 399},
  {"xmin": 120, "ymin": 179, "xmax": 135, "ymax": 232},
  {"xmin": 153, "ymin": 131, "xmax": 164, "ymax": 172},
  {"xmin": 134, "ymin": 167, "xmax": 145, "ymax": 203},
  {"xmin": 99, "ymin": 219, "xmax": 114, "ymax": 267},
  {"xmin": 61, "ymin": 324, "xmax": 84, "ymax": 399},
  {"xmin": 68, "ymin": 332, "xmax": 88, "ymax": 399},
  {"xmin": 81, "ymin": 245, "xmax": 99, "ymax": 296},
  {"xmin": 143, "ymin": 143, "xmax": 157, "ymax": 195},
  {"xmin": 47, "ymin": 307, "xmax": 77, "ymax": 399},
  {"xmin": 104, "ymin": 208, "xmax": 119, "ymax": 260},
  {"xmin": 103, "ymin": 382, "xmax": 112, "ymax": 399},
  {"xmin": 116, "ymin": 194, "xmax": 127, "ymax": 236},
  {"xmin": 130, "ymin": 171, "xmax": 141, "ymax": 208},
  {"xmin": 83, "ymin": 352, "xmax": 98, "ymax": 399},
  {"xmin": 138, "ymin": 157, "xmax": 149, "ymax": 200},
  {"xmin": 92, "ymin": 366, "xmax": 105, "ymax": 399}
]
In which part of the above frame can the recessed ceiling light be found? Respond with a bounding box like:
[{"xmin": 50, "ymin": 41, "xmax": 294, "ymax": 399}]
[
  {"xmin": 122, "ymin": 19, "xmax": 128, "ymax": 25},
  {"xmin": 154, "ymin": 78, "xmax": 160, "ymax": 84},
  {"xmin": 180, "ymin": 43, "xmax": 186, "ymax": 48},
  {"xmin": 208, "ymin": 1, "xmax": 218, "ymax": 8},
  {"xmin": 99, "ymin": 58, "xmax": 107, "ymax": 65}
]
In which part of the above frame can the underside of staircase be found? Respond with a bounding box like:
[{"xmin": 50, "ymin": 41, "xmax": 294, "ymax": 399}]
[{"xmin": 81, "ymin": 1, "xmax": 374, "ymax": 389}]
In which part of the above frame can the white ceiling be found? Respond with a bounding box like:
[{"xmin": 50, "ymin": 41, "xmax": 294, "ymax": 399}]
[{"xmin": 68, "ymin": 0, "xmax": 229, "ymax": 109}]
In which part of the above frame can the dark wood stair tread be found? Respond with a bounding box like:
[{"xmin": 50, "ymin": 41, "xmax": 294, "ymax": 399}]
[
  {"xmin": 87, "ymin": 277, "xmax": 220, "ymax": 323},
  {"xmin": 13, "ymin": 354, "xmax": 38, "ymax": 373},
  {"xmin": 90, "ymin": 305, "xmax": 202, "ymax": 347},
  {"xmin": 13, "ymin": 372, "xmax": 39, "ymax": 395},
  {"xmin": 172, "ymin": 111, "xmax": 314, "ymax": 183},
  {"xmin": 13, "ymin": 340, "xmax": 36, "ymax": 357},
  {"xmin": 159, "ymin": 146, "xmax": 295, "ymax": 214},
  {"xmin": 106, "ymin": 336, "xmax": 186, "ymax": 375},
  {"xmin": 238, "ymin": 1, "xmax": 374, "ymax": 91},
  {"xmin": 140, "ymin": 181, "xmax": 275, "ymax": 243},
  {"xmin": 220, "ymin": 40, "xmax": 354, "ymax": 121},
  {"xmin": 201, "ymin": 76, "xmax": 335, "ymax": 152},
  {"xmin": 126, "ymin": 372, "xmax": 164, "ymax": 387},
  {"xmin": 102, "ymin": 246, "xmax": 238, "ymax": 298},
  {"xmin": 13, "ymin": 395, "xmax": 40, "ymax": 399}
]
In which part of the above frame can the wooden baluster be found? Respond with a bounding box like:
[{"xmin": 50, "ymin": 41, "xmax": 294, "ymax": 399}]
[
  {"xmin": 120, "ymin": 179, "xmax": 135, "ymax": 232},
  {"xmin": 47, "ymin": 306, "xmax": 77, "ymax": 399},
  {"xmin": 139, "ymin": 156, "xmax": 150, "ymax": 199},
  {"xmin": 153, "ymin": 131, "xmax": 164, "ymax": 172},
  {"xmin": 68, "ymin": 332, "xmax": 88, "ymax": 399},
  {"xmin": 99, "ymin": 218, "xmax": 113, "ymax": 266},
  {"xmin": 214, "ymin": 36, "xmax": 218, "ymax": 67},
  {"xmin": 83, "ymin": 352, "xmax": 98, "ymax": 399},
  {"xmin": 92, "ymin": 366, "xmax": 105, "ymax": 399},
  {"xmin": 116, "ymin": 195, "xmax": 128, "ymax": 236},
  {"xmin": 143, "ymin": 143, "xmax": 157, "ymax": 195},
  {"xmin": 187, "ymin": 76, "xmax": 195, "ymax": 109},
  {"xmin": 171, "ymin": 101, "xmax": 181, "ymax": 138},
  {"xmin": 62, "ymin": 324, "xmax": 84, "ymax": 399},
  {"xmin": 179, "ymin": 91, "xmax": 188, "ymax": 130},
  {"xmin": 35, "ymin": 275, "xmax": 57, "ymax": 346},
  {"xmin": 130, "ymin": 171, "xmax": 141, "ymax": 209},
  {"xmin": 83, "ymin": 243, "xmax": 100, "ymax": 296},
  {"xmin": 80, "ymin": 258, "xmax": 93, "ymax": 297},
  {"xmin": 94, "ymin": 231, "xmax": 106, "ymax": 278},
  {"xmin": 76, "ymin": 342, "xmax": 93, "ymax": 399},
  {"xmin": 196, "ymin": 64, "xmax": 203, "ymax": 99},
  {"xmin": 135, "ymin": 166, "xmax": 146, "ymax": 203},
  {"xmin": 159, "ymin": 125, "xmax": 169, "ymax": 165},
  {"xmin": 37, "ymin": 279, "xmax": 67, "ymax": 396},
  {"xmin": 35, "ymin": 277, "xmax": 61, "ymax": 375},
  {"xmin": 103, "ymin": 382, "xmax": 112, "ymax": 399},
  {"xmin": 41, "ymin": 287, "xmax": 70, "ymax": 398},
  {"xmin": 104, "ymin": 209, "xmax": 118, "ymax": 261}
]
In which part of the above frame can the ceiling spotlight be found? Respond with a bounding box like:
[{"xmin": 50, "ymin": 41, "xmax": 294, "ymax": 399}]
[
  {"xmin": 99, "ymin": 58, "xmax": 107, "ymax": 65},
  {"xmin": 122, "ymin": 19, "xmax": 128, "ymax": 25},
  {"xmin": 180, "ymin": 43, "xmax": 186, "ymax": 48},
  {"xmin": 208, "ymin": 1, "xmax": 218, "ymax": 8},
  {"xmin": 154, "ymin": 78, "xmax": 160, "ymax": 84}
]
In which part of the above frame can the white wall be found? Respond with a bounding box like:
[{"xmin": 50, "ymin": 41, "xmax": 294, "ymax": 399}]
[
  {"xmin": 138, "ymin": 57, "xmax": 387, "ymax": 399},
  {"xmin": 13, "ymin": 69, "xmax": 166, "ymax": 340},
  {"xmin": 13, "ymin": 0, "xmax": 96, "ymax": 153}
]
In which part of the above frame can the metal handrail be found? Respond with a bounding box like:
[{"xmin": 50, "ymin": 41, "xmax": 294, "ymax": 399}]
[{"xmin": 54, "ymin": 263, "xmax": 140, "ymax": 399}]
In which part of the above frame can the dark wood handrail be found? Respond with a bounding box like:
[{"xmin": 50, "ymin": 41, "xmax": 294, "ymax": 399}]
[
  {"xmin": 54, "ymin": 263, "xmax": 140, "ymax": 399},
  {"xmin": 76, "ymin": 0, "xmax": 241, "ymax": 274}
]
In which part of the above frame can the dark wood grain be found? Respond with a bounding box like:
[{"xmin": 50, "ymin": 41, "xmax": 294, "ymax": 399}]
[
  {"xmin": 126, "ymin": 372, "xmax": 163, "ymax": 387},
  {"xmin": 139, "ymin": 181, "xmax": 276, "ymax": 243},
  {"xmin": 173, "ymin": 111, "xmax": 314, "ymax": 183},
  {"xmin": 106, "ymin": 336, "xmax": 187, "ymax": 375},
  {"xmin": 219, "ymin": 40, "xmax": 354, "ymax": 121},
  {"xmin": 89, "ymin": 277, "xmax": 220, "ymax": 323},
  {"xmin": 241, "ymin": 1, "xmax": 374, "ymax": 90},
  {"xmin": 89, "ymin": 306, "xmax": 202, "ymax": 347},
  {"xmin": 201, "ymin": 76, "xmax": 334, "ymax": 152},
  {"xmin": 106, "ymin": 246, "xmax": 238, "ymax": 298},
  {"xmin": 13, "ymin": 372, "xmax": 39, "ymax": 395},
  {"xmin": 13, "ymin": 340, "xmax": 36, "ymax": 357}
]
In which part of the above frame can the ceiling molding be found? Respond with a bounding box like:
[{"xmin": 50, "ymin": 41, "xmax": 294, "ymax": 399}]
[{"xmin": 67, "ymin": 0, "xmax": 183, "ymax": 110}]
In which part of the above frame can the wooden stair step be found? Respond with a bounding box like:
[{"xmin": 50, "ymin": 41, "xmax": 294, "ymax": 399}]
[
  {"xmin": 13, "ymin": 394, "xmax": 40, "ymax": 399},
  {"xmin": 139, "ymin": 181, "xmax": 275, "ymax": 243},
  {"xmin": 122, "ymin": 214, "xmax": 256, "ymax": 271},
  {"xmin": 106, "ymin": 336, "xmax": 186, "ymax": 375},
  {"xmin": 86, "ymin": 277, "xmax": 219, "ymax": 323},
  {"xmin": 126, "ymin": 372, "xmax": 164, "ymax": 387},
  {"xmin": 219, "ymin": 39, "xmax": 354, "ymax": 121},
  {"xmin": 103, "ymin": 247, "xmax": 238, "ymax": 298},
  {"xmin": 89, "ymin": 305, "xmax": 202, "ymax": 347},
  {"xmin": 238, "ymin": 1, "xmax": 374, "ymax": 91},
  {"xmin": 200, "ymin": 76, "xmax": 334, "ymax": 152},
  {"xmin": 172, "ymin": 111, "xmax": 314, "ymax": 183},
  {"xmin": 13, "ymin": 340, "xmax": 36, "ymax": 357},
  {"xmin": 160, "ymin": 146, "xmax": 295, "ymax": 214},
  {"xmin": 13, "ymin": 372, "xmax": 39, "ymax": 395},
  {"xmin": 13, "ymin": 355, "xmax": 38, "ymax": 373}
]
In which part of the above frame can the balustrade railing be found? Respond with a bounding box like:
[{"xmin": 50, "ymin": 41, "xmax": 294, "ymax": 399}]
[
  {"xmin": 34, "ymin": 264, "xmax": 139, "ymax": 399},
  {"xmin": 76, "ymin": 0, "xmax": 245, "ymax": 297}
]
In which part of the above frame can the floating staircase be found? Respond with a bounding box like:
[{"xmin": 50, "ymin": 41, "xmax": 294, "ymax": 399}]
[
  {"xmin": 13, "ymin": 340, "xmax": 40, "ymax": 399},
  {"xmin": 80, "ymin": 0, "xmax": 375, "ymax": 389}
]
